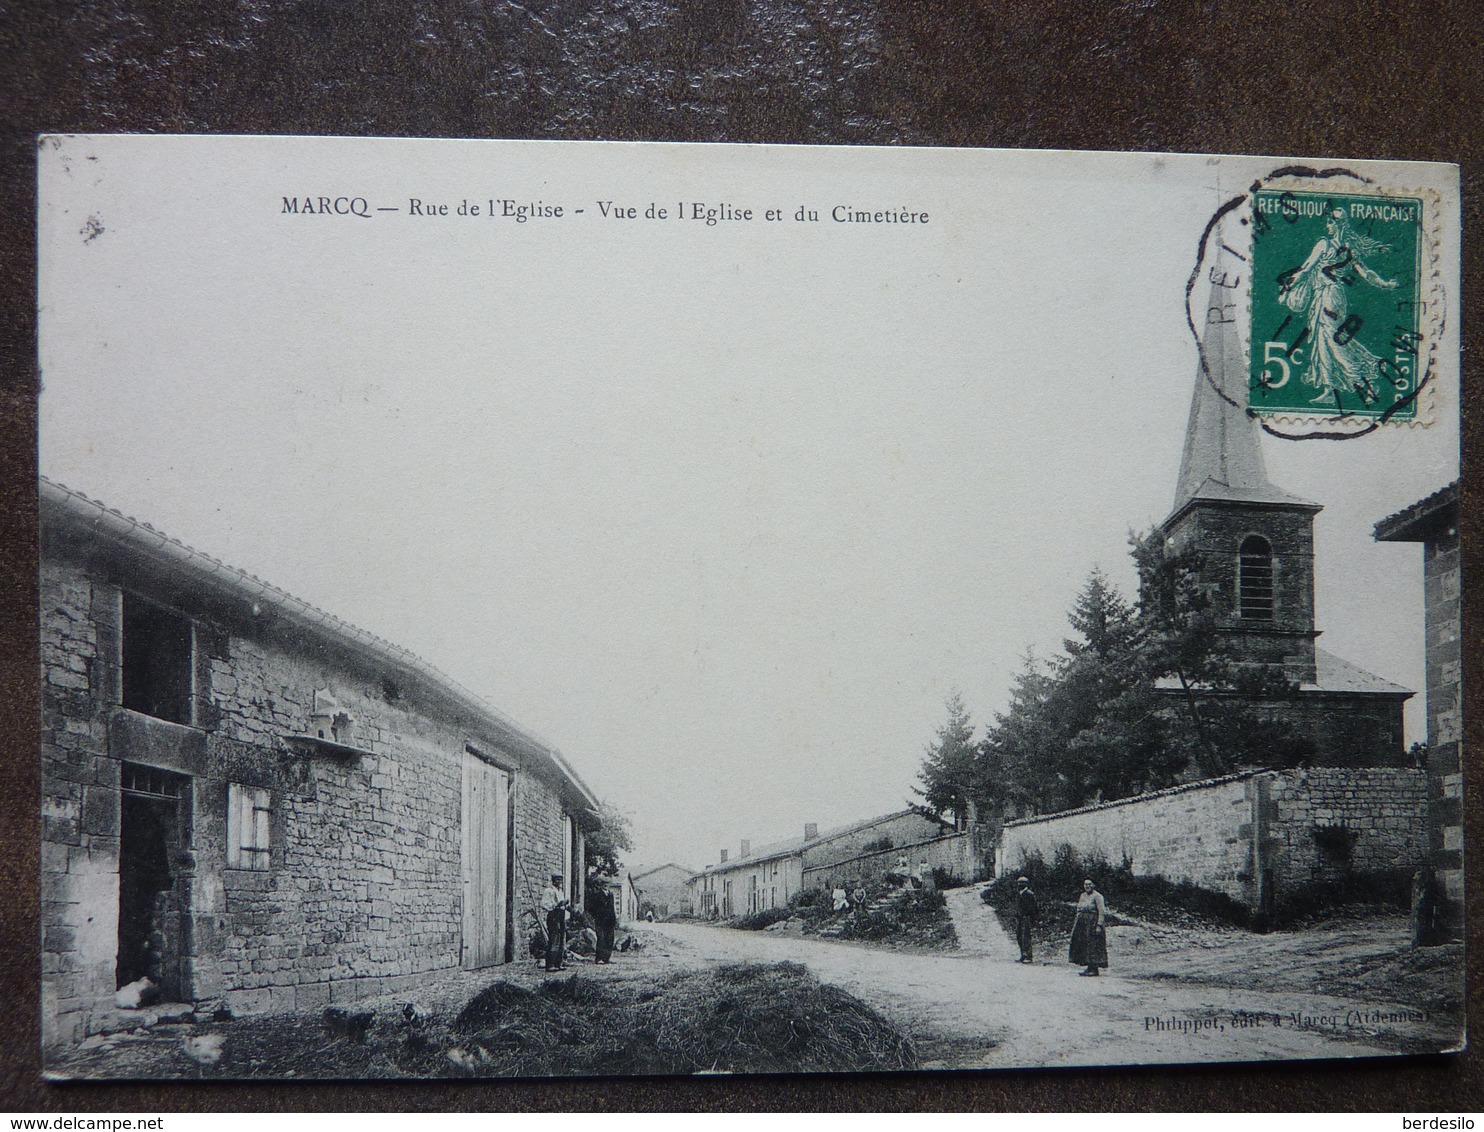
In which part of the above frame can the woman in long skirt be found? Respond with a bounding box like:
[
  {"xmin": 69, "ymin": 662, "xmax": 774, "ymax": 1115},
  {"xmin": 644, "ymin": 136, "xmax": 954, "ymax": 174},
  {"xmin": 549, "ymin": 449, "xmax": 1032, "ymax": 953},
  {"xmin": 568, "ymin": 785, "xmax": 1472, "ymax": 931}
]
[{"xmin": 1068, "ymin": 878, "xmax": 1108, "ymax": 976}]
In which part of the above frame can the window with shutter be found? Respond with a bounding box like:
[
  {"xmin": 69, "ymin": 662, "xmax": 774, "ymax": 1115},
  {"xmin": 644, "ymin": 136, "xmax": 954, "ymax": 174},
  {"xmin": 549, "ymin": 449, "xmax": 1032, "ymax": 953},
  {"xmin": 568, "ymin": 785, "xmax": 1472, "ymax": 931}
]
[{"xmin": 227, "ymin": 782, "xmax": 271, "ymax": 870}]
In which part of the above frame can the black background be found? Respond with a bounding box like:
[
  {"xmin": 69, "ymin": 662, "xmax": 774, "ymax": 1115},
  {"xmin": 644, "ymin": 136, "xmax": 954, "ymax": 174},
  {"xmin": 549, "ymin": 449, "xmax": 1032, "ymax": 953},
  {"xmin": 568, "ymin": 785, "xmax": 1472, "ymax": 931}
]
[{"xmin": 2, "ymin": 0, "xmax": 1481, "ymax": 1112}]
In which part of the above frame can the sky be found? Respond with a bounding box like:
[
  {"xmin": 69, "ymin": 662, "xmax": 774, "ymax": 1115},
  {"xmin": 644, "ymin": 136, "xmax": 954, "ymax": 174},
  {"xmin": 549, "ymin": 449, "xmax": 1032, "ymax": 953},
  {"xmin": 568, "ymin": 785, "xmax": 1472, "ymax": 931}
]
[{"xmin": 38, "ymin": 138, "xmax": 1460, "ymax": 874}]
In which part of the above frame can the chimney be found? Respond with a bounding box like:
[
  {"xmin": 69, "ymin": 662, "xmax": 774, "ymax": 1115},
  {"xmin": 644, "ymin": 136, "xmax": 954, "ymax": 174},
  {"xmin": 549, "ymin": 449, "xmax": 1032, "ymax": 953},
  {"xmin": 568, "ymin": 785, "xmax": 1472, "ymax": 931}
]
[
  {"xmin": 804, "ymin": 822, "xmax": 818, "ymax": 841},
  {"xmin": 720, "ymin": 849, "xmax": 728, "ymax": 863},
  {"xmin": 740, "ymin": 839, "xmax": 750, "ymax": 858}
]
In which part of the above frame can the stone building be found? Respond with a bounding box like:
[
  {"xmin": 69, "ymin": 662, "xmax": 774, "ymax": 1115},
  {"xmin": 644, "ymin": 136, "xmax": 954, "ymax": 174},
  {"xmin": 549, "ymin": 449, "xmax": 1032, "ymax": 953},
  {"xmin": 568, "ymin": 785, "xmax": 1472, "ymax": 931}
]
[
  {"xmin": 39, "ymin": 480, "xmax": 602, "ymax": 1051},
  {"xmin": 1157, "ymin": 248, "xmax": 1411, "ymax": 766},
  {"xmin": 1375, "ymin": 482, "xmax": 1464, "ymax": 941},
  {"xmin": 628, "ymin": 863, "xmax": 696, "ymax": 920}
]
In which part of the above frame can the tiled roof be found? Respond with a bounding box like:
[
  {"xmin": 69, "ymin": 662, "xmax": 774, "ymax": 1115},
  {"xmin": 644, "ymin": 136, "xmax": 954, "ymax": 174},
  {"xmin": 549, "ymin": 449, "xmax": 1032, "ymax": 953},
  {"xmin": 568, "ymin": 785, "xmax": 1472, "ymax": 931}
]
[
  {"xmin": 39, "ymin": 477, "xmax": 602, "ymax": 810},
  {"xmin": 1374, "ymin": 481, "xmax": 1460, "ymax": 543},
  {"xmin": 632, "ymin": 863, "xmax": 697, "ymax": 883}
]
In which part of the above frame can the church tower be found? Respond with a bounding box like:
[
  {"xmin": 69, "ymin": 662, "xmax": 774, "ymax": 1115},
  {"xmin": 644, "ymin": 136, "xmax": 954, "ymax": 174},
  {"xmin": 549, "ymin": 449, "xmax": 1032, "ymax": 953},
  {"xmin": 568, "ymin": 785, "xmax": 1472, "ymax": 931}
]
[
  {"xmin": 1159, "ymin": 238, "xmax": 1322, "ymax": 686},
  {"xmin": 1154, "ymin": 235, "xmax": 1411, "ymax": 767}
]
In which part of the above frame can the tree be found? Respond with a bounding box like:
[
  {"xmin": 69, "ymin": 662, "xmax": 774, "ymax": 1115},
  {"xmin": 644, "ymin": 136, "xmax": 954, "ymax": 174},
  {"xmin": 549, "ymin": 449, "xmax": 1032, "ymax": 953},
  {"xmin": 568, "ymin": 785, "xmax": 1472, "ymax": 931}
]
[
  {"xmin": 1064, "ymin": 567, "xmax": 1132, "ymax": 662},
  {"xmin": 1129, "ymin": 530, "xmax": 1311, "ymax": 778},
  {"xmin": 914, "ymin": 693, "xmax": 980, "ymax": 825},
  {"xmin": 984, "ymin": 651, "xmax": 1064, "ymax": 815},
  {"xmin": 1062, "ymin": 566, "xmax": 1175, "ymax": 807},
  {"xmin": 585, "ymin": 801, "xmax": 635, "ymax": 881}
]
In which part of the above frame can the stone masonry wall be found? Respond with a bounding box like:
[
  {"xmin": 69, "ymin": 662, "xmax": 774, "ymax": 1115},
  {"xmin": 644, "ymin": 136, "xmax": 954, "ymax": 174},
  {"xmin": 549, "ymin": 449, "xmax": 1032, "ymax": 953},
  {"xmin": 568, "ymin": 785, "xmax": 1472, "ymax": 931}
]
[
  {"xmin": 1425, "ymin": 521, "xmax": 1464, "ymax": 924},
  {"xmin": 999, "ymin": 774, "xmax": 1259, "ymax": 904},
  {"xmin": 997, "ymin": 767, "xmax": 1429, "ymax": 913},
  {"xmin": 802, "ymin": 829, "xmax": 981, "ymax": 891},
  {"xmin": 798, "ymin": 811, "xmax": 946, "ymax": 870},
  {"xmin": 1267, "ymin": 766, "xmax": 1428, "ymax": 891},
  {"xmin": 205, "ymin": 631, "xmax": 469, "ymax": 1017},
  {"xmin": 511, "ymin": 764, "xmax": 569, "ymax": 942},
  {"xmin": 1165, "ymin": 504, "xmax": 1318, "ymax": 681},
  {"xmin": 40, "ymin": 561, "xmax": 118, "ymax": 1049}
]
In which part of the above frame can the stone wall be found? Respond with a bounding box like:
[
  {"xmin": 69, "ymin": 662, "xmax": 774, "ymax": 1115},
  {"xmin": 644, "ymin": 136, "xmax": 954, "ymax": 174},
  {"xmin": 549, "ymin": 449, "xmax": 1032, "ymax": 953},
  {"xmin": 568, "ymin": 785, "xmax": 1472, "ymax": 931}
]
[
  {"xmin": 40, "ymin": 553, "xmax": 579, "ymax": 1049},
  {"xmin": 997, "ymin": 767, "xmax": 1428, "ymax": 913},
  {"xmin": 193, "ymin": 629, "xmax": 469, "ymax": 1016},
  {"xmin": 798, "ymin": 811, "xmax": 947, "ymax": 870},
  {"xmin": 1425, "ymin": 518, "xmax": 1464, "ymax": 927},
  {"xmin": 1164, "ymin": 502, "xmax": 1319, "ymax": 682},
  {"xmin": 40, "ymin": 562, "xmax": 118, "ymax": 1048},
  {"xmin": 999, "ymin": 773, "xmax": 1261, "ymax": 903},
  {"xmin": 802, "ymin": 829, "xmax": 985, "ymax": 891},
  {"xmin": 511, "ymin": 763, "xmax": 571, "ymax": 934},
  {"xmin": 631, "ymin": 865, "xmax": 695, "ymax": 918},
  {"xmin": 1267, "ymin": 767, "xmax": 1429, "ymax": 891}
]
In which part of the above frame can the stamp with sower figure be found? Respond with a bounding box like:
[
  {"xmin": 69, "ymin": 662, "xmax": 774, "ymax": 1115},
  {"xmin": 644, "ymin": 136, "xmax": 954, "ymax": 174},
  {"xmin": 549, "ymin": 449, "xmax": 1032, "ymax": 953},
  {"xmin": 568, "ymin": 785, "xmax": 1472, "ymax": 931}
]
[{"xmin": 1248, "ymin": 185, "xmax": 1427, "ymax": 425}]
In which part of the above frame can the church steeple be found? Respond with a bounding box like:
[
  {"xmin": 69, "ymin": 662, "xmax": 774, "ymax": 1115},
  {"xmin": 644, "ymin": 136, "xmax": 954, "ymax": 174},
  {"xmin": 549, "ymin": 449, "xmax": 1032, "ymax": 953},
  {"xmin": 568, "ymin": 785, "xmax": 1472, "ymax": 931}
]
[{"xmin": 1168, "ymin": 235, "xmax": 1314, "ymax": 523}]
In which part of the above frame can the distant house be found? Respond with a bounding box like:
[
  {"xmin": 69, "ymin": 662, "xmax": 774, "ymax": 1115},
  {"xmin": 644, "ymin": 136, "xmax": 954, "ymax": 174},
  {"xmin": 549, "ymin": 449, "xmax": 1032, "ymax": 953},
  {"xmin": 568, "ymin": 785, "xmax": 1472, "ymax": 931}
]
[
  {"xmin": 629, "ymin": 863, "xmax": 696, "ymax": 920},
  {"xmin": 1375, "ymin": 482, "xmax": 1463, "ymax": 942},
  {"xmin": 688, "ymin": 810, "xmax": 957, "ymax": 918},
  {"xmin": 40, "ymin": 480, "xmax": 603, "ymax": 1051}
]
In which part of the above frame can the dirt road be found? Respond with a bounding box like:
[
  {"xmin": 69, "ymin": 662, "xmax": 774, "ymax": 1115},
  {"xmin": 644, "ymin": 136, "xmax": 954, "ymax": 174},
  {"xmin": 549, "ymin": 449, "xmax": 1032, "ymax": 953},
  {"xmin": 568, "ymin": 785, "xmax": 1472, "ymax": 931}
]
[{"xmin": 648, "ymin": 911, "xmax": 1455, "ymax": 1069}]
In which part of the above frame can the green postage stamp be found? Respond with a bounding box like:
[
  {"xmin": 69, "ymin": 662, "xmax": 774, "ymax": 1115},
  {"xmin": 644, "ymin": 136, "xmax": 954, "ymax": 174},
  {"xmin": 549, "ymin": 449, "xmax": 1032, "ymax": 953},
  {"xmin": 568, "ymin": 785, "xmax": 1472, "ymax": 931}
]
[{"xmin": 1249, "ymin": 189, "xmax": 1424, "ymax": 421}]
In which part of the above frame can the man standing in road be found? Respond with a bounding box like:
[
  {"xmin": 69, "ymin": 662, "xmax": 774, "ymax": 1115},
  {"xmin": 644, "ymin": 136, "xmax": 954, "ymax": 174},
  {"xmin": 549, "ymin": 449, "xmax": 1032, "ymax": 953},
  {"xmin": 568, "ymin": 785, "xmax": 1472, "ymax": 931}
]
[
  {"xmin": 541, "ymin": 873, "xmax": 570, "ymax": 971},
  {"xmin": 587, "ymin": 878, "xmax": 618, "ymax": 964},
  {"xmin": 1015, "ymin": 876, "xmax": 1039, "ymax": 964}
]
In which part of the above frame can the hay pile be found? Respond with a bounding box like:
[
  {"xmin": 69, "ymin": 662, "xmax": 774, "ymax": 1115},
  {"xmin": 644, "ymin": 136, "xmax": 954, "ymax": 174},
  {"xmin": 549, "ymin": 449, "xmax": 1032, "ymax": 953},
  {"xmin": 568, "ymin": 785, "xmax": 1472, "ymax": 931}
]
[{"xmin": 405, "ymin": 961, "xmax": 917, "ymax": 1077}]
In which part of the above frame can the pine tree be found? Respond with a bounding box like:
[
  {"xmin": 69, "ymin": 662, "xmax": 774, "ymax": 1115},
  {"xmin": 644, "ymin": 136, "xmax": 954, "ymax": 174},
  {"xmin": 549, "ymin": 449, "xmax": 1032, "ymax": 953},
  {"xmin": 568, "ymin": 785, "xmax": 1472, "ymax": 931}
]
[
  {"xmin": 914, "ymin": 693, "xmax": 981, "ymax": 826},
  {"xmin": 1053, "ymin": 568, "xmax": 1163, "ymax": 803},
  {"xmin": 983, "ymin": 652, "xmax": 1066, "ymax": 815},
  {"xmin": 1064, "ymin": 567, "xmax": 1132, "ymax": 661}
]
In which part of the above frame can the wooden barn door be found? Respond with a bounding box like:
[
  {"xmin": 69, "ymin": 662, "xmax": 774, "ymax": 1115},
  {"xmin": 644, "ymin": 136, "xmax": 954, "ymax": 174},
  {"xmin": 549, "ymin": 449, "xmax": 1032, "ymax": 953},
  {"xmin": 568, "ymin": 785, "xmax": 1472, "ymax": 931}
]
[{"xmin": 461, "ymin": 751, "xmax": 510, "ymax": 969}]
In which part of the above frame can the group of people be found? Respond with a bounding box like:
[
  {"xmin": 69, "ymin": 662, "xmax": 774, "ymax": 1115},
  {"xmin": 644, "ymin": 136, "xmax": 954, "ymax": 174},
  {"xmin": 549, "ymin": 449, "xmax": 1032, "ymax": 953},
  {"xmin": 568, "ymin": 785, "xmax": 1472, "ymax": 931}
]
[
  {"xmin": 537, "ymin": 872, "xmax": 620, "ymax": 972},
  {"xmin": 829, "ymin": 883, "xmax": 870, "ymax": 915},
  {"xmin": 1011, "ymin": 875, "xmax": 1109, "ymax": 977}
]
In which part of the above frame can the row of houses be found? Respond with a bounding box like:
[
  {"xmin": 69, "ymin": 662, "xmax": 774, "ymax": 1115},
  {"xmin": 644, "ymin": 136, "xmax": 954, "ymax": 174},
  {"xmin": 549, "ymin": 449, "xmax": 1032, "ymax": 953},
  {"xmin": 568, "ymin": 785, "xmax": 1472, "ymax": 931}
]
[{"xmin": 40, "ymin": 479, "xmax": 608, "ymax": 1051}]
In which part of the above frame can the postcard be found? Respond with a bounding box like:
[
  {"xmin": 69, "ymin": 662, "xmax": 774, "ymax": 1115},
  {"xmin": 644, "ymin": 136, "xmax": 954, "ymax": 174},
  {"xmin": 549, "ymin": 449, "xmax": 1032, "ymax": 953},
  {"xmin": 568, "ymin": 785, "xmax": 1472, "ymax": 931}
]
[{"xmin": 36, "ymin": 136, "xmax": 1462, "ymax": 1077}]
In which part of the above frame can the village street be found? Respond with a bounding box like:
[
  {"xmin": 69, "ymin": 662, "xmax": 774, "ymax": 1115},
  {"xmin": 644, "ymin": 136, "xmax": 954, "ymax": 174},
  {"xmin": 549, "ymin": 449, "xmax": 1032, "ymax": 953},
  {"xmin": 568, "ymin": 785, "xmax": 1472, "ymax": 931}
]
[{"xmin": 645, "ymin": 890, "xmax": 1457, "ymax": 1070}]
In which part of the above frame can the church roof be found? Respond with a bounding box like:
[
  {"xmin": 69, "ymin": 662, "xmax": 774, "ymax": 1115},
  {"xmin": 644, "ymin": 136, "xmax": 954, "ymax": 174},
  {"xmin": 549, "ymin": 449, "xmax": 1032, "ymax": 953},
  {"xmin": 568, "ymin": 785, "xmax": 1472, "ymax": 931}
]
[
  {"xmin": 1167, "ymin": 237, "xmax": 1316, "ymax": 524},
  {"xmin": 1303, "ymin": 647, "xmax": 1412, "ymax": 697},
  {"xmin": 1153, "ymin": 647, "xmax": 1410, "ymax": 698}
]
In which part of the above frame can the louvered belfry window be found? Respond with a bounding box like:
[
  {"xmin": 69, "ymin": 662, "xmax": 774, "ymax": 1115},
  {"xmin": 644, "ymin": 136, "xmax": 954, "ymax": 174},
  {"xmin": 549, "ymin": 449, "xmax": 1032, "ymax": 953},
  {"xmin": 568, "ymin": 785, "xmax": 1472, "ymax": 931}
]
[{"xmin": 1239, "ymin": 535, "xmax": 1275, "ymax": 620}]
